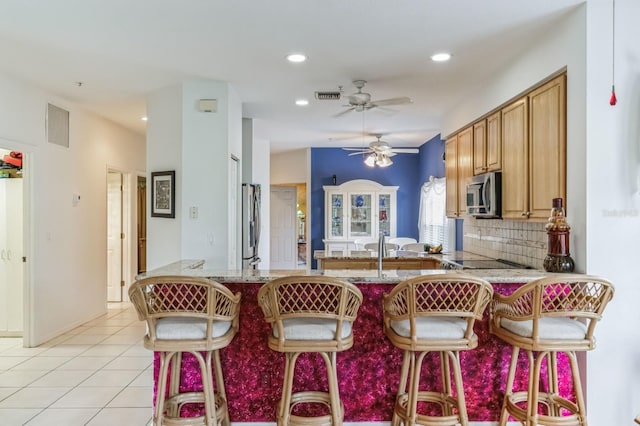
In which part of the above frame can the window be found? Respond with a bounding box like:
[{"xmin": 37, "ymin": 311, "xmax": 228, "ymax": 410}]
[{"xmin": 418, "ymin": 177, "xmax": 454, "ymax": 251}]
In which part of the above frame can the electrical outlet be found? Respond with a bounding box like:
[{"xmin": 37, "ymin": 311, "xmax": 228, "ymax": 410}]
[{"xmin": 189, "ymin": 206, "xmax": 198, "ymax": 219}]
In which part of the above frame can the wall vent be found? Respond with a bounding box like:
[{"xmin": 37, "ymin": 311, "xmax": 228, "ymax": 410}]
[
  {"xmin": 314, "ymin": 91, "xmax": 341, "ymax": 100},
  {"xmin": 47, "ymin": 103, "xmax": 70, "ymax": 148}
]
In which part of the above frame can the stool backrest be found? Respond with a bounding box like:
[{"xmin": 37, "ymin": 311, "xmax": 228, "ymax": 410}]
[
  {"xmin": 383, "ymin": 274, "xmax": 494, "ymax": 348},
  {"xmin": 129, "ymin": 275, "xmax": 241, "ymax": 347},
  {"xmin": 490, "ymin": 275, "xmax": 614, "ymax": 348},
  {"xmin": 258, "ymin": 276, "xmax": 363, "ymax": 350}
]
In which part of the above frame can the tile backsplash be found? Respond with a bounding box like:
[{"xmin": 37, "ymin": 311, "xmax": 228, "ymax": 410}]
[{"xmin": 463, "ymin": 218, "xmax": 547, "ymax": 269}]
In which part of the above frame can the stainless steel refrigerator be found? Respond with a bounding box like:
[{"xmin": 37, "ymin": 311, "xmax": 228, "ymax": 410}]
[{"xmin": 241, "ymin": 183, "xmax": 261, "ymax": 269}]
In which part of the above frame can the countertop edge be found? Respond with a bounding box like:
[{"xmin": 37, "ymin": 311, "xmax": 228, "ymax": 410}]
[{"xmin": 137, "ymin": 259, "xmax": 557, "ymax": 284}]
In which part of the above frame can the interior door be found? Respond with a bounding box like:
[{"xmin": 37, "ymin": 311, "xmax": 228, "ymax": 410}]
[
  {"xmin": 270, "ymin": 186, "xmax": 297, "ymax": 269},
  {"xmin": 107, "ymin": 171, "xmax": 123, "ymax": 302},
  {"xmin": 137, "ymin": 176, "xmax": 146, "ymax": 274}
]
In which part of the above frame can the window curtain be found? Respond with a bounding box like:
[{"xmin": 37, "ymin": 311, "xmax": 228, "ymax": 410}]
[{"xmin": 418, "ymin": 177, "xmax": 449, "ymax": 249}]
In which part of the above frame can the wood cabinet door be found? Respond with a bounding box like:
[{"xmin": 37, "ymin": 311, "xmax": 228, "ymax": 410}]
[
  {"xmin": 486, "ymin": 111, "xmax": 502, "ymax": 171},
  {"xmin": 501, "ymin": 97, "xmax": 529, "ymax": 219},
  {"xmin": 445, "ymin": 135, "xmax": 458, "ymax": 217},
  {"xmin": 456, "ymin": 126, "xmax": 473, "ymax": 216},
  {"xmin": 529, "ymin": 75, "xmax": 566, "ymax": 219},
  {"xmin": 473, "ymin": 119, "xmax": 487, "ymax": 175}
]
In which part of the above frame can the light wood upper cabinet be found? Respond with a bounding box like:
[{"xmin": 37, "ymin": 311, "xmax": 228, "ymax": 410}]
[
  {"xmin": 473, "ymin": 120, "xmax": 487, "ymax": 175},
  {"xmin": 528, "ymin": 74, "xmax": 566, "ymax": 219},
  {"xmin": 445, "ymin": 135, "xmax": 458, "ymax": 217},
  {"xmin": 501, "ymin": 74, "xmax": 566, "ymax": 220},
  {"xmin": 445, "ymin": 127, "xmax": 472, "ymax": 218},
  {"xmin": 486, "ymin": 111, "xmax": 502, "ymax": 172},
  {"xmin": 457, "ymin": 126, "xmax": 473, "ymax": 215},
  {"xmin": 501, "ymin": 97, "xmax": 529, "ymax": 219},
  {"xmin": 473, "ymin": 112, "xmax": 502, "ymax": 175}
]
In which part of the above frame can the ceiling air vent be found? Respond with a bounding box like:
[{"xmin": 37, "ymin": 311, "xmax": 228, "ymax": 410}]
[
  {"xmin": 315, "ymin": 91, "xmax": 341, "ymax": 100},
  {"xmin": 46, "ymin": 103, "xmax": 70, "ymax": 148}
]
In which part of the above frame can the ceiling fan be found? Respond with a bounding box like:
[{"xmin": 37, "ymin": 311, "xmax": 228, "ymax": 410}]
[
  {"xmin": 343, "ymin": 135, "xmax": 419, "ymax": 167},
  {"xmin": 334, "ymin": 80, "xmax": 412, "ymax": 117}
]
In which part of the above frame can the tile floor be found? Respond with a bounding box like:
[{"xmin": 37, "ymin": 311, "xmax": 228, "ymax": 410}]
[{"xmin": 0, "ymin": 303, "xmax": 153, "ymax": 426}]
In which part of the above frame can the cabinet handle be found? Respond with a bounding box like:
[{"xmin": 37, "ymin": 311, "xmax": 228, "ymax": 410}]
[{"xmin": 521, "ymin": 211, "xmax": 531, "ymax": 218}]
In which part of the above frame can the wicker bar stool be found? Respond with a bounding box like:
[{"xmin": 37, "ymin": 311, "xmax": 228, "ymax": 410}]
[
  {"xmin": 129, "ymin": 276, "xmax": 241, "ymax": 426},
  {"xmin": 383, "ymin": 274, "xmax": 494, "ymax": 426},
  {"xmin": 257, "ymin": 276, "xmax": 363, "ymax": 426},
  {"xmin": 383, "ymin": 274, "xmax": 493, "ymax": 426},
  {"xmin": 490, "ymin": 275, "xmax": 614, "ymax": 426}
]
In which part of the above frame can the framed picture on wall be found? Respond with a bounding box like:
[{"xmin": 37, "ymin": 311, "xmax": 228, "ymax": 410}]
[{"xmin": 151, "ymin": 170, "xmax": 175, "ymax": 218}]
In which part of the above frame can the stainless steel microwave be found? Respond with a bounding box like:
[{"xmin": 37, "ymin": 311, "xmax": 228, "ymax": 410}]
[{"xmin": 466, "ymin": 171, "xmax": 501, "ymax": 218}]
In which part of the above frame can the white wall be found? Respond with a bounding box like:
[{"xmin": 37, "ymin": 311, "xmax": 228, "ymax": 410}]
[
  {"xmin": 0, "ymin": 72, "xmax": 145, "ymax": 346},
  {"xmin": 146, "ymin": 80, "xmax": 242, "ymax": 269},
  {"xmin": 252, "ymin": 120, "xmax": 271, "ymax": 269},
  {"xmin": 584, "ymin": 0, "xmax": 640, "ymax": 424},
  {"xmin": 270, "ymin": 149, "xmax": 308, "ymax": 184}
]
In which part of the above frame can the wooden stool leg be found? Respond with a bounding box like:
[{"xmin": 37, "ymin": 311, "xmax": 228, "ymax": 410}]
[
  {"xmin": 448, "ymin": 350, "xmax": 469, "ymax": 426},
  {"xmin": 566, "ymin": 350, "xmax": 588, "ymax": 425},
  {"xmin": 213, "ymin": 349, "xmax": 230, "ymax": 426},
  {"xmin": 279, "ymin": 352, "xmax": 299, "ymax": 426},
  {"xmin": 527, "ymin": 350, "xmax": 546, "ymax": 426},
  {"xmin": 499, "ymin": 346, "xmax": 520, "ymax": 426},
  {"xmin": 322, "ymin": 351, "xmax": 343, "ymax": 426},
  {"xmin": 440, "ymin": 351, "xmax": 453, "ymax": 417},
  {"xmin": 392, "ymin": 350, "xmax": 411, "ymax": 426},
  {"xmin": 190, "ymin": 350, "xmax": 215, "ymax": 426},
  {"xmin": 408, "ymin": 351, "xmax": 427, "ymax": 426},
  {"xmin": 547, "ymin": 351, "xmax": 560, "ymax": 417},
  {"xmin": 154, "ymin": 351, "xmax": 172, "ymax": 426}
]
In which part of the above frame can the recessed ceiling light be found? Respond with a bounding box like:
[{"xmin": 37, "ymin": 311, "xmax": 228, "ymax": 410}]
[
  {"xmin": 286, "ymin": 53, "xmax": 307, "ymax": 63},
  {"xmin": 430, "ymin": 52, "xmax": 451, "ymax": 62},
  {"xmin": 295, "ymin": 99, "xmax": 309, "ymax": 106},
  {"xmin": 141, "ymin": 116, "xmax": 148, "ymax": 121}
]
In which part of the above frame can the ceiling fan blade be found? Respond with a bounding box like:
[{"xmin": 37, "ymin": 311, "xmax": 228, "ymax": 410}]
[
  {"xmin": 342, "ymin": 148, "xmax": 368, "ymax": 151},
  {"xmin": 347, "ymin": 151, "xmax": 369, "ymax": 156},
  {"xmin": 332, "ymin": 107, "xmax": 355, "ymax": 118},
  {"xmin": 369, "ymin": 97, "xmax": 413, "ymax": 107},
  {"xmin": 390, "ymin": 148, "xmax": 419, "ymax": 154}
]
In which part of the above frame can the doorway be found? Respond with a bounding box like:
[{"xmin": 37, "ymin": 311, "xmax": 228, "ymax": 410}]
[
  {"xmin": 107, "ymin": 170, "xmax": 130, "ymax": 302},
  {"xmin": 270, "ymin": 186, "xmax": 297, "ymax": 269},
  {"xmin": 0, "ymin": 148, "xmax": 25, "ymax": 337},
  {"xmin": 137, "ymin": 175, "xmax": 147, "ymax": 274}
]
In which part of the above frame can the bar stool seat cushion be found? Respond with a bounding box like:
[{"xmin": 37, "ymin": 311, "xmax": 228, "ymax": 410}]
[
  {"xmin": 155, "ymin": 317, "xmax": 232, "ymax": 340},
  {"xmin": 500, "ymin": 317, "xmax": 587, "ymax": 340},
  {"xmin": 390, "ymin": 317, "xmax": 468, "ymax": 339},
  {"xmin": 273, "ymin": 318, "xmax": 353, "ymax": 340}
]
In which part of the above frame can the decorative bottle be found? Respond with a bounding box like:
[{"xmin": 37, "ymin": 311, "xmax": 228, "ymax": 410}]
[{"xmin": 543, "ymin": 198, "xmax": 575, "ymax": 272}]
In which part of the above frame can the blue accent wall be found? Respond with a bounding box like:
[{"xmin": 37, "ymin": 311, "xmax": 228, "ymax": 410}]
[{"xmin": 310, "ymin": 134, "xmax": 455, "ymax": 267}]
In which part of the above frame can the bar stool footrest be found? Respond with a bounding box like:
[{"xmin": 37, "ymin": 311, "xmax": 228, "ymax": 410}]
[
  {"xmin": 282, "ymin": 391, "xmax": 343, "ymax": 426},
  {"xmin": 506, "ymin": 391, "xmax": 581, "ymax": 426},
  {"xmin": 159, "ymin": 392, "xmax": 227, "ymax": 426},
  {"xmin": 394, "ymin": 391, "xmax": 463, "ymax": 426}
]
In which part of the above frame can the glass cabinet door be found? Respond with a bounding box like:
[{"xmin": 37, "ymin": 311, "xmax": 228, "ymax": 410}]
[
  {"xmin": 378, "ymin": 194, "xmax": 391, "ymax": 236},
  {"xmin": 349, "ymin": 193, "xmax": 372, "ymax": 237},
  {"xmin": 330, "ymin": 194, "xmax": 344, "ymax": 237}
]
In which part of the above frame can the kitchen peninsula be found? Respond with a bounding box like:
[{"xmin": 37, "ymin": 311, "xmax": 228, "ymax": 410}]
[{"xmin": 139, "ymin": 260, "xmax": 573, "ymax": 423}]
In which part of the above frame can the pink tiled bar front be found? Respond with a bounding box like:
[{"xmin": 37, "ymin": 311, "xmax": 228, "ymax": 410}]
[{"xmin": 153, "ymin": 281, "xmax": 574, "ymax": 422}]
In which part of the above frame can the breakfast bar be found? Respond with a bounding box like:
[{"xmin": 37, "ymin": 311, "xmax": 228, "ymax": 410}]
[{"xmin": 140, "ymin": 261, "xmax": 573, "ymax": 423}]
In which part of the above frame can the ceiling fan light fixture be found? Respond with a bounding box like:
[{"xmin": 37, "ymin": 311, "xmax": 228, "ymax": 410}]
[
  {"xmin": 376, "ymin": 154, "xmax": 393, "ymax": 168},
  {"xmin": 364, "ymin": 153, "xmax": 376, "ymax": 167},
  {"xmin": 430, "ymin": 52, "xmax": 451, "ymax": 62}
]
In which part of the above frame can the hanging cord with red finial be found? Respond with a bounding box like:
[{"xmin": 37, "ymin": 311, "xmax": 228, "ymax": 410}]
[{"xmin": 610, "ymin": 0, "xmax": 617, "ymax": 106}]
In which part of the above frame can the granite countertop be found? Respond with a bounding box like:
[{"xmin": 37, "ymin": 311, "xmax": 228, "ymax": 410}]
[{"xmin": 138, "ymin": 259, "xmax": 555, "ymax": 284}]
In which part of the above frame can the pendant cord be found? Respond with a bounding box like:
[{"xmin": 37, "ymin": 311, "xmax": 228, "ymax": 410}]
[{"xmin": 609, "ymin": 0, "xmax": 617, "ymax": 106}]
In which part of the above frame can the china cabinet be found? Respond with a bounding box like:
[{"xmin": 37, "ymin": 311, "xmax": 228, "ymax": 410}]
[{"xmin": 323, "ymin": 179, "xmax": 398, "ymax": 255}]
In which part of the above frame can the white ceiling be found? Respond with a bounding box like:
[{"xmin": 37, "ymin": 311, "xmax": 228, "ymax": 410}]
[{"xmin": 0, "ymin": 0, "xmax": 584, "ymax": 153}]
